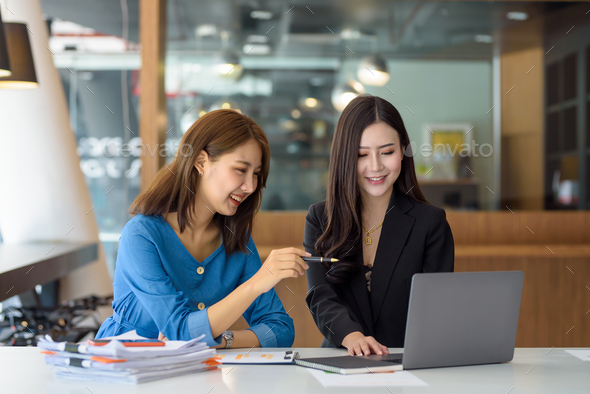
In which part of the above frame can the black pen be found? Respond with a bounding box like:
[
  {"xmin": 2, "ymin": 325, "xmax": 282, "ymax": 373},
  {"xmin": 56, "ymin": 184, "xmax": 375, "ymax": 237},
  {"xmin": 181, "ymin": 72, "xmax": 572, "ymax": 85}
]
[{"xmin": 302, "ymin": 257, "xmax": 339, "ymax": 263}]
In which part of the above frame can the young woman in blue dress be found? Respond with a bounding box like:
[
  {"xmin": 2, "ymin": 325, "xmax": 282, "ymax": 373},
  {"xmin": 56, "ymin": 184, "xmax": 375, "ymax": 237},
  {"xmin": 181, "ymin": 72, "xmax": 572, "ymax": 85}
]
[{"xmin": 96, "ymin": 109, "xmax": 309, "ymax": 348}]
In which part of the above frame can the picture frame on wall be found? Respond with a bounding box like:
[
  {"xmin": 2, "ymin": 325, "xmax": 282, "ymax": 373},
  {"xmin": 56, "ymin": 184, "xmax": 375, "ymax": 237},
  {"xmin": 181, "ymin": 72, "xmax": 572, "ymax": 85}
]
[{"xmin": 420, "ymin": 123, "xmax": 475, "ymax": 180}]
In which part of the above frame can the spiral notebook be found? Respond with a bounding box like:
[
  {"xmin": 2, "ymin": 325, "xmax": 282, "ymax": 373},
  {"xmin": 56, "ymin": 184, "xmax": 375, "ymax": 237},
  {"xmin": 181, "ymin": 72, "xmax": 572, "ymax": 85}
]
[{"xmin": 294, "ymin": 354, "xmax": 403, "ymax": 375}]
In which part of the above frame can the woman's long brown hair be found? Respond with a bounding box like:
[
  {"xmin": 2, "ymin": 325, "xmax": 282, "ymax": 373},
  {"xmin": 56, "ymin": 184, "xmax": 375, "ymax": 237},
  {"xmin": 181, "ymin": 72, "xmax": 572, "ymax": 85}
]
[
  {"xmin": 316, "ymin": 95, "xmax": 428, "ymax": 284},
  {"xmin": 129, "ymin": 109, "xmax": 270, "ymax": 255}
]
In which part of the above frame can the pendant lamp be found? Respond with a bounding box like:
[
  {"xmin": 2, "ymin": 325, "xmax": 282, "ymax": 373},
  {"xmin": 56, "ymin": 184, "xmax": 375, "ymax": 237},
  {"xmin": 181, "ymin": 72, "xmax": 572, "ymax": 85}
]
[
  {"xmin": 0, "ymin": 9, "xmax": 11, "ymax": 77},
  {"xmin": 331, "ymin": 80, "xmax": 365, "ymax": 112},
  {"xmin": 357, "ymin": 54, "xmax": 390, "ymax": 87},
  {"xmin": 0, "ymin": 22, "xmax": 38, "ymax": 89}
]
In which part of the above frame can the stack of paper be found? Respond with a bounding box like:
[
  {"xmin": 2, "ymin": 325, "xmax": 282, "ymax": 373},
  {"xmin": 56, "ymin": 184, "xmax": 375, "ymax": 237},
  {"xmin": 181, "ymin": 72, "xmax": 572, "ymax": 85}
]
[{"xmin": 37, "ymin": 331, "xmax": 220, "ymax": 384}]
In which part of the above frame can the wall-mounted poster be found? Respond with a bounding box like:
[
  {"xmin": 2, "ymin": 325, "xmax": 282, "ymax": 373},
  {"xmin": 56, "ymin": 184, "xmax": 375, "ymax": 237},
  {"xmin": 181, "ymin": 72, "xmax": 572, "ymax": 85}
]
[{"xmin": 421, "ymin": 123, "xmax": 475, "ymax": 180}]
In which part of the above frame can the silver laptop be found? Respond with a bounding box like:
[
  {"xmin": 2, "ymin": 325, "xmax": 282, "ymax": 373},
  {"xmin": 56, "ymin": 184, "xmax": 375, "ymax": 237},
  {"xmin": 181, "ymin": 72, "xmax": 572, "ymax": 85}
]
[{"xmin": 367, "ymin": 271, "xmax": 524, "ymax": 370}]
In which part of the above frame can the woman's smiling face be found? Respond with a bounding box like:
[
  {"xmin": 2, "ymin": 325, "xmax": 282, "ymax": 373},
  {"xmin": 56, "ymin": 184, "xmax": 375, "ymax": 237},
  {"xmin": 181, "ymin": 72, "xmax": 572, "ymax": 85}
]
[
  {"xmin": 197, "ymin": 138, "xmax": 262, "ymax": 216},
  {"xmin": 356, "ymin": 122, "xmax": 403, "ymax": 199}
]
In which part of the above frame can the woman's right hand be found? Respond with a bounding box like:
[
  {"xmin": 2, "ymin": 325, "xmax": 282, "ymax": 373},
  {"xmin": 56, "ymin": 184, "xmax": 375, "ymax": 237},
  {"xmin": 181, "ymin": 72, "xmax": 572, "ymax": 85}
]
[
  {"xmin": 250, "ymin": 247, "xmax": 310, "ymax": 294},
  {"xmin": 342, "ymin": 331, "xmax": 390, "ymax": 356}
]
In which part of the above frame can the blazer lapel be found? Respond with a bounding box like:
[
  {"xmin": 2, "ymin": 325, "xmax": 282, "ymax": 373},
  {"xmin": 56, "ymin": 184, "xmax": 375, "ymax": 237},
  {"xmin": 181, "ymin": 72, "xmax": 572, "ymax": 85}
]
[
  {"xmin": 370, "ymin": 189, "xmax": 415, "ymax": 324},
  {"xmin": 349, "ymin": 241, "xmax": 374, "ymax": 333}
]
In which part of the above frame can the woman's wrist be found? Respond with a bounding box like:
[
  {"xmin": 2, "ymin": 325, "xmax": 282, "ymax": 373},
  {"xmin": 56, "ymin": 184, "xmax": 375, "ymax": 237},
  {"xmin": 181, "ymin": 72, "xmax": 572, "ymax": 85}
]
[
  {"xmin": 213, "ymin": 337, "xmax": 227, "ymax": 349},
  {"xmin": 213, "ymin": 330, "xmax": 260, "ymax": 349},
  {"xmin": 243, "ymin": 273, "xmax": 263, "ymax": 297}
]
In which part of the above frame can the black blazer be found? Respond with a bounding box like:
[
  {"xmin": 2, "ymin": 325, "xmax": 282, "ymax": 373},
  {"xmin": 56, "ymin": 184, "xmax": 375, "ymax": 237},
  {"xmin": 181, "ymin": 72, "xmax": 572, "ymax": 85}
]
[{"xmin": 303, "ymin": 188, "xmax": 454, "ymax": 348}]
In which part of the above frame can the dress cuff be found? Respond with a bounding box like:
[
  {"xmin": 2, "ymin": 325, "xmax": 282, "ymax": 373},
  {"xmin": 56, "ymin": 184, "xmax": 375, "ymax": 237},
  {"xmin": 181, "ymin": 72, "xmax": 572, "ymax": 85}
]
[
  {"xmin": 247, "ymin": 323, "xmax": 276, "ymax": 347},
  {"xmin": 188, "ymin": 307, "xmax": 223, "ymax": 347}
]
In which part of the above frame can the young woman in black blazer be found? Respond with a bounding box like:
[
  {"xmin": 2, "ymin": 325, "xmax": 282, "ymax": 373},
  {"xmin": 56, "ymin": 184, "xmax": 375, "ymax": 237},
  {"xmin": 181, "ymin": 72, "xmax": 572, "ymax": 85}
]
[{"xmin": 304, "ymin": 95, "xmax": 454, "ymax": 356}]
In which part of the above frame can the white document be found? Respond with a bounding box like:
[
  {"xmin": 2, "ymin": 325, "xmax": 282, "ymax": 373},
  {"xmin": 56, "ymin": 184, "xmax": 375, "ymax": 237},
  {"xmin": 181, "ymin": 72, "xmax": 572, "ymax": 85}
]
[
  {"xmin": 52, "ymin": 362, "xmax": 216, "ymax": 384},
  {"xmin": 218, "ymin": 351, "xmax": 297, "ymax": 364},
  {"xmin": 102, "ymin": 330, "xmax": 147, "ymax": 340},
  {"xmin": 37, "ymin": 333, "xmax": 207, "ymax": 359},
  {"xmin": 565, "ymin": 350, "xmax": 590, "ymax": 361},
  {"xmin": 307, "ymin": 368, "xmax": 428, "ymax": 387},
  {"xmin": 45, "ymin": 348, "xmax": 217, "ymax": 370}
]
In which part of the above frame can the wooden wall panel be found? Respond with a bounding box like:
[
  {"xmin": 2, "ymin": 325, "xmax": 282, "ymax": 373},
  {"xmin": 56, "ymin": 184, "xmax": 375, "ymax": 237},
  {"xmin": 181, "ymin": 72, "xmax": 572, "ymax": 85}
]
[
  {"xmin": 274, "ymin": 276, "xmax": 324, "ymax": 347},
  {"xmin": 252, "ymin": 212, "xmax": 306, "ymax": 248},
  {"xmin": 253, "ymin": 211, "xmax": 590, "ymax": 247},
  {"xmin": 139, "ymin": 0, "xmax": 167, "ymax": 191},
  {"xmin": 446, "ymin": 211, "xmax": 590, "ymax": 245},
  {"xmin": 501, "ymin": 133, "xmax": 545, "ymax": 210},
  {"xmin": 456, "ymin": 256, "xmax": 590, "ymax": 347},
  {"xmin": 499, "ymin": 18, "xmax": 545, "ymax": 210}
]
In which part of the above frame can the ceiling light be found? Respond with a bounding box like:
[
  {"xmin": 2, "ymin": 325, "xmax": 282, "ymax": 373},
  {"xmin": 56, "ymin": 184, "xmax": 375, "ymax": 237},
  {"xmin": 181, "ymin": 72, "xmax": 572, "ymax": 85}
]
[
  {"xmin": 351, "ymin": 80, "xmax": 365, "ymax": 94},
  {"xmin": 507, "ymin": 12, "xmax": 528, "ymax": 21},
  {"xmin": 357, "ymin": 55, "xmax": 390, "ymax": 86},
  {"xmin": 340, "ymin": 28, "xmax": 361, "ymax": 40},
  {"xmin": 195, "ymin": 24, "xmax": 217, "ymax": 38},
  {"xmin": 0, "ymin": 10, "xmax": 11, "ymax": 77},
  {"xmin": 247, "ymin": 35, "xmax": 269, "ymax": 44},
  {"xmin": 0, "ymin": 22, "xmax": 38, "ymax": 89},
  {"xmin": 281, "ymin": 119, "xmax": 298, "ymax": 132},
  {"xmin": 304, "ymin": 97, "xmax": 318, "ymax": 108},
  {"xmin": 331, "ymin": 80, "xmax": 365, "ymax": 112},
  {"xmin": 243, "ymin": 44, "xmax": 271, "ymax": 55},
  {"xmin": 213, "ymin": 49, "xmax": 243, "ymax": 80},
  {"xmin": 299, "ymin": 96, "xmax": 322, "ymax": 111},
  {"xmin": 250, "ymin": 11, "xmax": 273, "ymax": 20},
  {"xmin": 312, "ymin": 119, "xmax": 327, "ymax": 139}
]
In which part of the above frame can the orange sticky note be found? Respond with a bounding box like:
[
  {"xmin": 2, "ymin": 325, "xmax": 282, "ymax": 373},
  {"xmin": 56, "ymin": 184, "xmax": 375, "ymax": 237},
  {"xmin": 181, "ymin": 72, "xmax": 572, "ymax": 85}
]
[{"xmin": 90, "ymin": 356, "xmax": 127, "ymax": 364}]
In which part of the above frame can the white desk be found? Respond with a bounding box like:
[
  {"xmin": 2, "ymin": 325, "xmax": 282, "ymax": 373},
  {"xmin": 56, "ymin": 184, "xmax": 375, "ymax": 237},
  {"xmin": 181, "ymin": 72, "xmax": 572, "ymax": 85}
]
[{"xmin": 2, "ymin": 347, "xmax": 588, "ymax": 393}]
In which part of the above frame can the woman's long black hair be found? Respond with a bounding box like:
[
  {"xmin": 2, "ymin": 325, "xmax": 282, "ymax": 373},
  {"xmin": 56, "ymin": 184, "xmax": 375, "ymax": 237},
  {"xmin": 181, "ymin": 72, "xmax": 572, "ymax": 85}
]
[{"xmin": 316, "ymin": 95, "xmax": 428, "ymax": 284}]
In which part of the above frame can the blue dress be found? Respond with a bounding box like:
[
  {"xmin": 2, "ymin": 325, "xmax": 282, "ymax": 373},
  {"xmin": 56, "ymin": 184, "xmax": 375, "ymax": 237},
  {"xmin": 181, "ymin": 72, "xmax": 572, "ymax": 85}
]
[{"xmin": 96, "ymin": 214, "xmax": 295, "ymax": 347}]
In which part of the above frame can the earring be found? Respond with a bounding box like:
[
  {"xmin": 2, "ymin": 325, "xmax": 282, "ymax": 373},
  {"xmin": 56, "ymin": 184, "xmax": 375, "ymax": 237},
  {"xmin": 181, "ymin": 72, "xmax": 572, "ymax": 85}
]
[{"xmin": 199, "ymin": 172, "xmax": 203, "ymax": 176}]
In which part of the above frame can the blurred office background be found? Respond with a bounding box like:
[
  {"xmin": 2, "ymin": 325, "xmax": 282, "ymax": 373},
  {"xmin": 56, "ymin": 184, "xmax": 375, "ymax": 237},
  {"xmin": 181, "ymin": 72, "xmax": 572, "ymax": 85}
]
[{"xmin": 26, "ymin": 0, "xmax": 588, "ymax": 274}]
